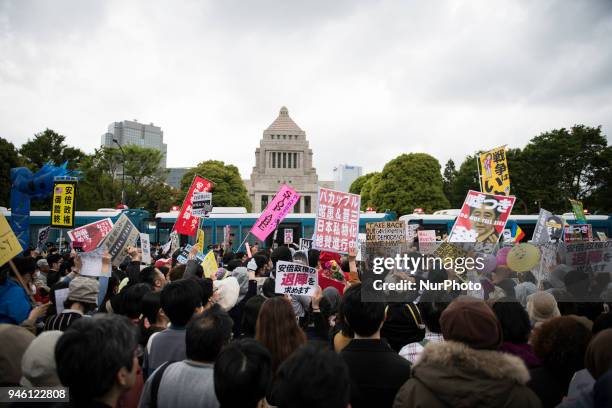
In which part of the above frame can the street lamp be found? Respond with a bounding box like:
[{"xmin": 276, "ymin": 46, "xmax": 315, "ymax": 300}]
[{"xmin": 112, "ymin": 138, "xmax": 126, "ymax": 206}]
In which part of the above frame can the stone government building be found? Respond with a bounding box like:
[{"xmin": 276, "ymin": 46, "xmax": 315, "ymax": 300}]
[{"xmin": 244, "ymin": 106, "xmax": 334, "ymax": 212}]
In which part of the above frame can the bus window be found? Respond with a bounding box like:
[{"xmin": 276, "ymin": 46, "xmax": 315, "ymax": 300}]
[{"xmin": 304, "ymin": 223, "xmax": 314, "ymax": 241}]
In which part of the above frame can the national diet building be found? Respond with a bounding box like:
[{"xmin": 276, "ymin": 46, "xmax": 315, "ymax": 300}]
[{"xmin": 244, "ymin": 106, "xmax": 333, "ymax": 213}]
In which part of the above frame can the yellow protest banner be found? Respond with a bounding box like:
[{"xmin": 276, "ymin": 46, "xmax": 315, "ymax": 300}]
[
  {"xmin": 0, "ymin": 214, "xmax": 23, "ymax": 267},
  {"xmin": 201, "ymin": 250, "xmax": 218, "ymax": 278},
  {"xmin": 51, "ymin": 180, "xmax": 76, "ymax": 228},
  {"xmin": 479, "ymin": 146, "xmax": 510, "ymax": 196},
  {"xmin": 196, "ymin": 229, "xmax": 205, "ymax": 254}
]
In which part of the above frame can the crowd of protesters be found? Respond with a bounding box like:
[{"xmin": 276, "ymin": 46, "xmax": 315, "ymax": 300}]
[{"xmin": 1, "ymin": 239, "xmax": 612, "ymax": 408}]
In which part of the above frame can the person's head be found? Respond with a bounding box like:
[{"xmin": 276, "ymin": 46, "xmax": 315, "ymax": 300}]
[
  {"xmin": 417, "ymin": 290, "xmax": 453, "ymax": 333},
  {"xmin": 138, "ymin": 266, "xmax": 167, "ymax": 291},
  {"xmin": 292, "ymin": 251, "xmax": 308, "ymax": 266},
  {"xmin": 167, "ymin": 264, "xmax": 186, "ymax": 281},
  {"xmin": 271, "ymin": 344, "xmax": 350, "ymax": 408},
  {"xmin": 46, "ymin": 253, "xmax": 62, "ymax": 271},
  {"xmin": 496, "ymin": 278, "xmax": 517, "ymax": 299},
  {"xmin": 121, "ymin": 283, "xmax": 152, "ymax": 320},
  {"xmin": 66, "ymin": 277, "xmax": 99, "ymax": 314},
  {"xmin": 492, "ymin": 266, "xmax": 512, "ymax": 285},
  {"xmin": 307, "ymin": 249, "xmax": 320, "ymax": 269},
  {"xmin": 256, "ymin": 297, "xmax": 306, "ymax": 372},
  {"xmin": 271, "ymin": 246, "xmax": 292, "ymax": 268},
  {"xmin": 532, "ymin": 316, "xmax": 592, "ymax": 377},
  {"xmin": 222, "ymin": 251, "xmax": 236, "ymax": 267},
  {"xmin": 0, "ymin": 324, "xmax": 35, "ymax": 385},
  {"xmin": 37, "ymin": 258, "xmax": 50, "ymax": 274},
  {"xmin": 185, "ymin": 305, "xmax": 233, "ymax": 363},
  {"xmin": 593, "ymin": 312, "xmax": 612, "ymax": 335},
  {"xmin": 11, "ymin": 256, "xmax": 36, "ymax": 278},
  {"xmin": 492, "ymin": 298, "xmax": 532, "ymax": 344},
  {"xmin": 55, "ymin": 315, "xmax": 139, "ymax": 404},
  {"xmin": 214, "ymin": 339, "xmax": 272, "ymax": 408},
  {"xmin": 226, "ymin": 259, "xmax": 243, "ymax": 272},
  {"xmin": 160, "ymin": 279, "xmax": 203, "ymax": 327},
  {"xmin": 585, "ymin": 329, "xmax": 612, "ymax": 380},
  {"xmin": 440, "ymin": 296, "xmax": 502, "ymax": 350},
  {"xmin": 526, "ymin": 291, "xmax": 560, "ymax": 326},
  {"xmin": 341, "ymin": 283, "xmax": 386, "ymax": 337},
  {"xmin": 564, "ymin": 269, "xmax": 590, "ymax": 298},
  {"xmin": 194, "ymin": 277, "xmax": 214, "ymax": 309},
  {"xmin": 141, "ymin": 291, "xmax": 167, "ymax": 327},
  {"xmin": 20, "ymin": 330, "xmax": 63, "ymax": 387},
  {"xmin": 250, "ymin": 254, "xmax": 270, "ymax": 277}
]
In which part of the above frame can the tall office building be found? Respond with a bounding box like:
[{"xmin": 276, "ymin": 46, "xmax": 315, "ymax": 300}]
[
  {"xmin": 333, "ymin": 164, "xmax": 363, "ymax": 192},
  {"xmin": 101, "ymin": 120, "xmax": 167, "ymax": 168}
]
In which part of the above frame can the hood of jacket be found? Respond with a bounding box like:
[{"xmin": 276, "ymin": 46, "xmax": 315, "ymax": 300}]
[{"xmin": 411, "ymin": 340, "xmax": 531, "ymax": 407}]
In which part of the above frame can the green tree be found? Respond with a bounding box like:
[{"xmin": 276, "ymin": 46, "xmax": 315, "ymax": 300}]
[
  {"xmin": 349, "ymin": 172, "xmax": 378, "ymax": 195},
  {"xmin": 447, "ymin": 154, "xmax": 480, "ymax": 207},
  {"xmin": 370, "ymin": 153, "xmax": 449, "ymax": 215},
  {"xmin": 0, "ymin": 137, "xmax": 23, "ymax": 206},
  {"xmin": 585, "ymin": 145, "xmax": 612, "ymax": 213},
  {"xmin": 442, "ymin": 159, "xmax": 458, "ymax": 202},
  {"xmin": 359, "ymin": 172, "xmax": 381, "ymax": 210},
  {"xmin": 517, "ymin": 125, "xmax": 609, "ymax": 213},
  {"xmin": 19, "ymin": 129, "xmax": 85, "ymax": 171},
  {"xmin": 78, "ymin": 146, "xmax": 176, "ymax": 213},
  {"xmin": 180, "ymin": 160, "xmax": 251, "ymax": 211}
]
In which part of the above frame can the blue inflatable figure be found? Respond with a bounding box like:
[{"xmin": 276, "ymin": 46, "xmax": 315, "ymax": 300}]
[{"xmin": 10, "ymin": 162, "xmax": 77, "ymax": 250}]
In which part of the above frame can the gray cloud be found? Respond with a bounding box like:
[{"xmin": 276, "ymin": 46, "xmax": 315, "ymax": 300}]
[{"xmin": 0, "ymin": 0, "xmax": 610, "ymax": 180}]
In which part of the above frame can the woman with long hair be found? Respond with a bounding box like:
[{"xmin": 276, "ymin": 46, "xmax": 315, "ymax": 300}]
[{"xmin": 256, "ymin": 296, "xmax": 306, "ymax": 373}]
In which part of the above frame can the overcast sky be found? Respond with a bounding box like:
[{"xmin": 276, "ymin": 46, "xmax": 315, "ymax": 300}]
[{"xmin": 1, "ymin": 0, "xmax": 611, "ymax": 180}]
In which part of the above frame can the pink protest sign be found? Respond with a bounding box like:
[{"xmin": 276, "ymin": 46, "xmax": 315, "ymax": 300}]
[
  {"xmin": 313, "ymin": 187, "xmax": 361, "ymax": 254},
  {"xmin": 67, "ymin": 218, "xmax": 114, "ymax": 252},
  {"xmin": 250, "ymin": 185, "xmax": 300, "ymax": 241}
]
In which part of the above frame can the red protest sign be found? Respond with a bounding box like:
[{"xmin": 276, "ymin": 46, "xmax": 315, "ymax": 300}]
[
  {"xmin": 175, "ymin": 176, "xmax": 213, "ymax": 236},
  {"xmin": 313, "ymin": 187, "xmax": 361, "ymax": 254},
  {"xmin": 67, "ymin": 218, "xmax": 114, "ymax": 252}
]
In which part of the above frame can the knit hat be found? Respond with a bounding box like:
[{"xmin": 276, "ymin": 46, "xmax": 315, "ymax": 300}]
[
  {"xmin": 526, "ymin": 291, "xmax": 560, "ymax": 325},
  {"xmin": 213, "ymin": 277, "xmax": 240, "ymax": 311},
  {"xmin": 0, "ymin": 324, "xmax": 35, "ymax": 385},
  {"xmin": 20, "ymin": 331, "xmax": 63, "ymax": 387},
  {"xmin": 440, "ymin": 296, "xmax": 503, "ymax": 350},
  {"xmin": 68, "ymin": 276, "xmax": 99, "ymax": 305}
]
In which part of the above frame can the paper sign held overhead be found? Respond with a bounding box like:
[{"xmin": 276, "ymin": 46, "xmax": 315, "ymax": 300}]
[
  {"xmin": 284, "ymin": 228, "xmax": 293, "ymax": 244},
  {"xmin": 101, "ymin": 214, "xmax": 140, "ymax": 267},
  {"xmin": 479, "ymin": 146, "xmax": 510, "ymax": 196},
  {"xmin": 366, "ymin": 221, "xmax": 406, "ymax": 243},
  {"xmin": 192, "ymin": 192, "xmax": 212, "ymax": 217},
  {"xmin": 250, "ymin": 185, "xmax": 300, "ymax": 241},
  {"xmin": 313, "ymin": 187, "xmax": 360, "ymax": 254},
  {"xmin": 175, "ymin": 176, "xmax": 213, "ymax": 236},
  {"xmin": 67, "ymin": 218, "xmax": 114, "ymax": 252},
  {"xmin": 0, "ymin": 214, "xmax": 23, "ymax": 267},
  {"xmin": 275, "ymin": 261, "xmax": 318, "ymax": 296},
  {"xmin": 51, "ymin": 180, "xmax": 77, "ymax": 228}
]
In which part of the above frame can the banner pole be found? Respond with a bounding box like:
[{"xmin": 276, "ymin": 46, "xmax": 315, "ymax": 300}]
[
  {"xmin": 476, "ymin": 155, "xmax": 483, "ymax": 192},
  {"xmin": 236, "ymin": 231, "xmax": 250, "ymax": 252}
]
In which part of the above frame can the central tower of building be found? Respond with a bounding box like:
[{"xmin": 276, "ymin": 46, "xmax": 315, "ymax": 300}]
[{"xmin": 246, "ymin": 106, "xmax": 328, "ymax": 212}]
